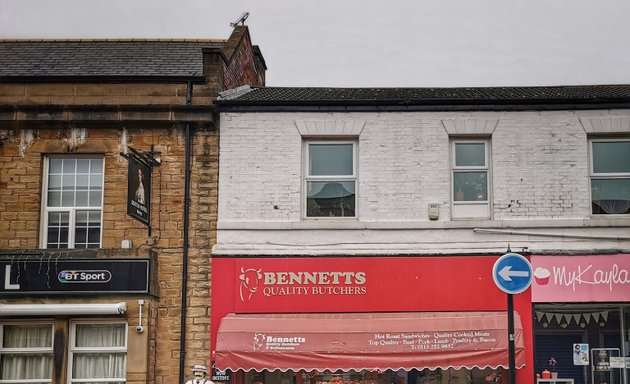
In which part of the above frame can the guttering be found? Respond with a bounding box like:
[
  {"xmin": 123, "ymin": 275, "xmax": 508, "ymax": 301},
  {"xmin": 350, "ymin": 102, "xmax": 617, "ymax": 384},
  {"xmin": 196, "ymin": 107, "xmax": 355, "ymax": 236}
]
[
  {"xmin": 217, "ymin": 101, "xmax": 630, "ymax": 113},
  {"xmin": 178, "ymin": 79, "xmax": 194, "ymax": 384},
  {"xmin": 0, "ymin": 302, "xmax": 127, "ymax": 316}
]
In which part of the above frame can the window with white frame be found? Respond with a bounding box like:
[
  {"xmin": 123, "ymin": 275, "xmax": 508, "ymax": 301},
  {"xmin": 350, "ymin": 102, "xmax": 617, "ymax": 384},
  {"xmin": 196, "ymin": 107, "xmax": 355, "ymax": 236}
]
[
  {"xmin": 43, "ymin": 156, "xmax": 104, "ymax": 248},
  {"xmin": 451, "ymin": 140, "xmax": 490, "ymax": 219},
  {"xmin": 0, "ymin": 323, "xmax": 54, "ymax": 383},
  {"xmin": 69, "ymin": 322, "xmax": 127, "ymax": 384},
  {"xmin": 305, "ymin": 141, "xmax": 356, "ymax": 218},
  {"xmin": 590, "ymin": 139, "xmax": 630, "ymax": 215}
]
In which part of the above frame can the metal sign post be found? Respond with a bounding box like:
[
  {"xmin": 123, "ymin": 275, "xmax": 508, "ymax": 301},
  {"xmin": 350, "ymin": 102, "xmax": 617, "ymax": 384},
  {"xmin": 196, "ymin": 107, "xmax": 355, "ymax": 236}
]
[{"xmin": 493, "ymin": 251, "xmax": 533, "ymax": 384}]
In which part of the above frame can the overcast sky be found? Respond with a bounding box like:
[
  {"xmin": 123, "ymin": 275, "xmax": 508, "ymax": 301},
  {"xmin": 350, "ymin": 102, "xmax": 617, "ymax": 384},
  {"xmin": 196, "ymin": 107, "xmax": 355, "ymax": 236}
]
[{"xmin": 1, "ymin": 0, "xmax": 629, "ymax": 87}]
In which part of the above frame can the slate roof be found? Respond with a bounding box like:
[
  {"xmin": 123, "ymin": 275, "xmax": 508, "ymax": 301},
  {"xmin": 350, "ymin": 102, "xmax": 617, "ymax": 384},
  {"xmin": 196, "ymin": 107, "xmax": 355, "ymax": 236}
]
[
  {"xmin": 0, "ymin": 40, "xmax": 224, "ymax": 80},
  {"xmin": 218, "ymin": 85, "xmax": 630, "ymax": 109}
]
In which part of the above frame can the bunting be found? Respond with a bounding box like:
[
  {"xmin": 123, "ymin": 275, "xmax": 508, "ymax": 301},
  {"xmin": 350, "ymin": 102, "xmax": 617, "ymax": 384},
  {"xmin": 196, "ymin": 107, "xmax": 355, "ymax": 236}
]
[{"xmin": 534, "ymin": 311, "xmax": 609, "ymax": 327}]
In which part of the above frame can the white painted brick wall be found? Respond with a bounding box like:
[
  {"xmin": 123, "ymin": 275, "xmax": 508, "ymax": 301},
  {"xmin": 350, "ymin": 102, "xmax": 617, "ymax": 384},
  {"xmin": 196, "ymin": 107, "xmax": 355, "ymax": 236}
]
[
  {"xmin": 491, "ymin": 112, "xmax": 590, "ymax": 219},
  {"xmin": 216, "ymin": 110, "xmax": 630, "ymax": 255}
]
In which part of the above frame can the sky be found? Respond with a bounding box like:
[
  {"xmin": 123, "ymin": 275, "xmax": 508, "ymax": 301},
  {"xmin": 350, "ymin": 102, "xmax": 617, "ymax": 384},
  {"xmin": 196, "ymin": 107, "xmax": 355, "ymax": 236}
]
[{"xmin": 1, "ymin": 0, "xmax": 629, "ymax": 88}]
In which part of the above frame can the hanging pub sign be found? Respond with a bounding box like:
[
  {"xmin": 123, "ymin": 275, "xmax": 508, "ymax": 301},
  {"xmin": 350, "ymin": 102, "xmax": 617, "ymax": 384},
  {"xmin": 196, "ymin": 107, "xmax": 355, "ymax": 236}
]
[
  {"xmin": 1, "ymin": 258, "xmax": 150, "ymax": 294},
  {"xmin": 127, "ymin": 155, "xmax": 151, "ymax": 226}
]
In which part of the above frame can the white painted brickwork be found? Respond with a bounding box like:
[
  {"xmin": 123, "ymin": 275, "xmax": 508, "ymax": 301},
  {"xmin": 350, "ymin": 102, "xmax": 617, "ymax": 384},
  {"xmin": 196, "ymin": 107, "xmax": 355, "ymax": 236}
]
[{"xmin": 216, "ymin": 110, "xmax": 630, "ymax": 255}]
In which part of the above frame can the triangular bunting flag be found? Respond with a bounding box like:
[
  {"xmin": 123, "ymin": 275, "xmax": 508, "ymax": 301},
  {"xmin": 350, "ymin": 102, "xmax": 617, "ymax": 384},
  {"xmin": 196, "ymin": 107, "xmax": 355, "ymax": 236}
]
[
  {"xmin": 601, "ymin": 311, "xmax": 608, "ymax": 321},
  {"xmin": 584, "ymin": 313, "xmax": 591, "ymax": 323},
  {"xmin": 536, "ymin": 312, "xmax": 544, "ymax": 322},
  {"xmin": 572, "ymin": 314, "xmax": 580, "ymax": 324}
]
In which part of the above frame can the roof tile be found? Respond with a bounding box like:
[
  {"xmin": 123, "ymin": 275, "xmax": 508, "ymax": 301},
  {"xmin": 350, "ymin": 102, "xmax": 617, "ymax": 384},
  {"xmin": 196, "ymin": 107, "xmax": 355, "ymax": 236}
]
[{"xmin": 0, "ymin": 40, "xmax": 224, "ymax": 78}]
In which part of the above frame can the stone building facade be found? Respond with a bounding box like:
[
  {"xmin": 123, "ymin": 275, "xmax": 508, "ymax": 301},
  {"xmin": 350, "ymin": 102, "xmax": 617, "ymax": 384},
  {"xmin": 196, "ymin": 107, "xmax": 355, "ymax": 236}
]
[{"xmin": 0, "ymin": 26, "xmax": 265, "ymax": 384}]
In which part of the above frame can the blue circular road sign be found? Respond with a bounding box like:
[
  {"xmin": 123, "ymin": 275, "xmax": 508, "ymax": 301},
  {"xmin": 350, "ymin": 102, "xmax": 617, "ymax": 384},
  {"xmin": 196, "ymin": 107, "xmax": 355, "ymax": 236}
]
[{"xmin": 492, "ymin": 253, "xmax": 533, "ymax": 294}]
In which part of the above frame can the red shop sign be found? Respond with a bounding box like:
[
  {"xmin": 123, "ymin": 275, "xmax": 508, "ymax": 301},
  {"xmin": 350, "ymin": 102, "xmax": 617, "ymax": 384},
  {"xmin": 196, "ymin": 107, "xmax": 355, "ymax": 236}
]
[{"xmin": 211, "ymin": 256, "xmax": 532, "ymax": 314}]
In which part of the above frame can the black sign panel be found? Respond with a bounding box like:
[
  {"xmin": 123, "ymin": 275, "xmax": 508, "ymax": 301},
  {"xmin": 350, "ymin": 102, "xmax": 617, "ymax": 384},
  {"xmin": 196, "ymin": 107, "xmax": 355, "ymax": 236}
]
[
  {"xmin": 0, "ymin": 259, "xmax": 150, "ymax": 294},
  {"xmin": 127, "ymin": 156, "xmax": 151, "ymax": 226},
  {"xmin": 212, "ymin": 367, "xmax": 231, "ymax": 383}
]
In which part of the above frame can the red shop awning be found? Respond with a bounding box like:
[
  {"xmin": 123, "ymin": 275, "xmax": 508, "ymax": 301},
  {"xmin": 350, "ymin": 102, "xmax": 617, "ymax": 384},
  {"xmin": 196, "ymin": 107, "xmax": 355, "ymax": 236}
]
[{"xmin": 214, "ymin": 312, "xmax": 525, "ymax": 372}]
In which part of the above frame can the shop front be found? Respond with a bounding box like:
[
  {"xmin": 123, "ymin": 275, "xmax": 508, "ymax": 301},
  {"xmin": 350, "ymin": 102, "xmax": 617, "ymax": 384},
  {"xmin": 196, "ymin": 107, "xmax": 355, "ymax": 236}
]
[
  {"xmin": 531, "ymin": 254, "xmax": 630, "ymax": 384},
  {"xmin": 0, "ymin": 256, "xmax": 153, "ymax": 384},
  {"xmin": 210, "ymin": 256, "xmax": 534, "ymax": 384}
]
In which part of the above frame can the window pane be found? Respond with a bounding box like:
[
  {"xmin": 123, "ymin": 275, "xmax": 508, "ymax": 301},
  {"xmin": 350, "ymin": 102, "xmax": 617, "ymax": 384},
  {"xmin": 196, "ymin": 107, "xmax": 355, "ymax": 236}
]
[
  {"xmin": 91, "ymin": 174, "xmax": 103, "ymax": 188},
  {"xmin": 62, "ymin": 191, "xmax": 75, "ymax": 207},
  {"xmin": 307, "ymin": 181, "xmax": 355, "ymax": 217},
  {"xmin": 88, "ymin": 229, "xmax": 101, "ymax": 244},
  {"xmin": 62, "ymin": 174, "xmax": 75, "ymax": 189},
  {"xmin": 1, "ymin": 324, "xmax": 53, "ymax": 381},
  {"xmin": 3, "ymin": 325, "xmax": 52, "ymax": 348},
  {"xmin": 309, "ymin": 144, "xmax": 353, "ymax": 176},
  {"xmin": 88, "ymin": 191, "xmax": 102, "ymax": 207},
  {"xmin": 592, "ymin": 178, "xmax": 630, "ymax": 214},
  {"xmin": 593, "ymin": 142, "xmax": 630, "ymax": 173},
  {"xmin": 49, "ymin": 159, "xmax": 63, "ymax": 173},
  {"xmin": 47, "ymin": 212, "xmax": 69, "ymax": 248},
  {"xmin": 1, "ymin": 354, "xmax": 52, "ymax": 380},
  {"xmin": 75, "ymin": 228, "xmax": 87, "ymax": 244},
  {"xmin": 76, "ymin": 175, "xmax": 89, "ymax": 189},
  {"xmin": 454, "ymin": 172, "xmax": 488, "ymax": 201},
  {"xmin": 77, "ymin": 159, "xmax": 90, "ymax": 173},
  {"xmin": 75, "ymin": 324, "xmax": 126, "ymax": 348},
  {"xmin": 455, "ymin": 143, "xmax": 485, "ymax": 167},
  {"xmin": 48, "ymin": 175, "xmax": 61, "ymax": 190},
  {"xmin": 91, "ymin": 159, "xmax": 104, "ymax": 173},
  {"xmin": 47, "ymin": 191, "xmax": 61, "ymax": 207},
  {"xmin": 76, "ymin": 191, "xmax": 88, "ymax": 206},
  {"xmin": 62, "ymin": 158, "xmax": 76, "ymax": 173},
  {"xmin": 72, "ymin": 353, "xmax": 126, "ymax": 379}
]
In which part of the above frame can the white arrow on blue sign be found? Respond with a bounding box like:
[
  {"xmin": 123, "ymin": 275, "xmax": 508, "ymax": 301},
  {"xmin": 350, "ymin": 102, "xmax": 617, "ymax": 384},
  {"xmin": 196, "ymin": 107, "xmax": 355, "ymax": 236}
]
[{"xmin": 492, "ymin": 253, "xmax": 533, "ymax": 294}]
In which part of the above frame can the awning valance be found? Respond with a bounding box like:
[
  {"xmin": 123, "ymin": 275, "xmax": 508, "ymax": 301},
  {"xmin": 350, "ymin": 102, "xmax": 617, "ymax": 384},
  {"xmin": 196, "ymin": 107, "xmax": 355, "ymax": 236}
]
[{"xmin": 215, "ymin": 312, "xmax": 525, "ymax": 372}]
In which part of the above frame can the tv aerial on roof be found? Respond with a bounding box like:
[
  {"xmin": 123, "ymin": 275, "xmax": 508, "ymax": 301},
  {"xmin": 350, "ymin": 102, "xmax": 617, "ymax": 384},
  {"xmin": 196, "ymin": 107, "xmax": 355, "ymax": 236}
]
[{"xmin": 230, "ymin": 12, "xmax": 249, "ymax": 27}]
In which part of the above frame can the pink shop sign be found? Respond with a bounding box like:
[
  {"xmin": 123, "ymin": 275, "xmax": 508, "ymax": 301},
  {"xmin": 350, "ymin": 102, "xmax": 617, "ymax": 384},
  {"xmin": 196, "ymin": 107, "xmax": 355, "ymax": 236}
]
[{"xmin": 531, "ymin": 254, "xmax": 630, "ymax": 302}]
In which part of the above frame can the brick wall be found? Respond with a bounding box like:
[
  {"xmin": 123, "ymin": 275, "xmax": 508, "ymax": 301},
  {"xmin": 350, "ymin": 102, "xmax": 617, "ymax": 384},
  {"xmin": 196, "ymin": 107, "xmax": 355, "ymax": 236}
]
[
  {"xmin": 223, "ymin": 31, "xmax": 264, "ymax": 89},
  {"xmin": 215, "ymin": 110, "xmax": 630, "ymax": 255}
]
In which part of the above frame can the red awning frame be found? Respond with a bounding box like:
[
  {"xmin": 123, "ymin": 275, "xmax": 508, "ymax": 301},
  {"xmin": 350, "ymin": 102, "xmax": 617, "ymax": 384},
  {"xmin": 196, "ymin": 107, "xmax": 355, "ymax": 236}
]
[{"xmin": 214, "ymin": 312, "xmax": 525, "ymax": 372}]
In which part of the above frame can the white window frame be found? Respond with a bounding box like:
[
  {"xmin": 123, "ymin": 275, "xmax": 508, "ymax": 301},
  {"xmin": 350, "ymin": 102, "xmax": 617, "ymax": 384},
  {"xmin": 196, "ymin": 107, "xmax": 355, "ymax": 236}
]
[
  {"xmin": 589, "ymin": 138, "xmax": 630, "ymax": 215},
  {"xmin": 451, "ymin": 139, "xmax": 491, "ymax": 219},
  {"xmin": 68, "ymin": 320, "xmax": 127, "ymax": 384},
  {"xmin": 40, "ymin": 155, "xmax": 105, "ymax": 249},
  {"xmin": 0, "ymin": 321, "xmax": 54, "ymax": 384},
  {"xmin": 303, "ymin": 140, "xmax": 357, "ymax": 219}
]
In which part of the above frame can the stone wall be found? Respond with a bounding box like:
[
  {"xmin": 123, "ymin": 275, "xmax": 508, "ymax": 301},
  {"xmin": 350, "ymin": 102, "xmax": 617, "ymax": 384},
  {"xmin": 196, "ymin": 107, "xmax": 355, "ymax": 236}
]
[{"xmin": 0, "ymin": 125, "xmax": 217, "ymax": 384}]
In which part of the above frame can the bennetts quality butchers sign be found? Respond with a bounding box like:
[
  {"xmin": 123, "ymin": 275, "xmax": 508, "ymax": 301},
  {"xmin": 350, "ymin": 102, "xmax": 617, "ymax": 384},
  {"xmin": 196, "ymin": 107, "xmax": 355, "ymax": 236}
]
[{"xmin": 1, "ymin": 259, "xmax": 149, "ymax": 294}]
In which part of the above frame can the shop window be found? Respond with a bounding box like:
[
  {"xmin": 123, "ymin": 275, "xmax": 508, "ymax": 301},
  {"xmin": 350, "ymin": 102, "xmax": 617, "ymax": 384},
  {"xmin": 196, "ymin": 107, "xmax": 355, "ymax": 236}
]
[
  {"xmin": 42, "ymin": 156, "xmax": 104, "ymax": 248},
  {"xmin": 0, "ymin": 323, "xmax": 54, "ymax": 383},
  {"xmin": 451, "ymin": 140, "xmax": 490, "ymax": 219},
  {"xmin": 590, "ymin": 140, "xmax": 630, "ymax": 215},
  {"xmin": 305, "ymin": 141, "xmax": 356, "ymax": 218},
  {"xmin": 69, "ymin": 321, "xmax": 127, "ymax": 384}
]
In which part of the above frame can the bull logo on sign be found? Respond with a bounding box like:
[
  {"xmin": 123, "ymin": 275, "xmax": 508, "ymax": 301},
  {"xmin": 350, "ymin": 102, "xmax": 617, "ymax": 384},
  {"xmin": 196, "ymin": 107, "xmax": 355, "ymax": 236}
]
[
  {"xmin": 253, "ymin": 333, "xmax": 266, "ymax": 350},
  {"xmin": 239, "ymin": 267, "xmax": 263, "ymax": 302}
]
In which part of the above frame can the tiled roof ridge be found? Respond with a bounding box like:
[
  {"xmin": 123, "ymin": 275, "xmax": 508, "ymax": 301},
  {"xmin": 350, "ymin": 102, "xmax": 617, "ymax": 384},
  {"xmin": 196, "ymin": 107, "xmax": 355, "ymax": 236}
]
[{"xmin": 0, "ymin": 38, "xmax": 226, "ymax": 43}]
